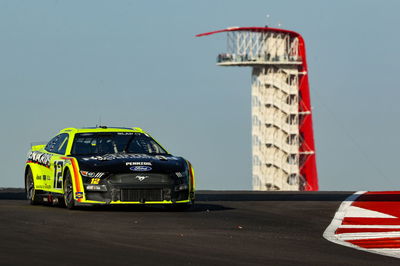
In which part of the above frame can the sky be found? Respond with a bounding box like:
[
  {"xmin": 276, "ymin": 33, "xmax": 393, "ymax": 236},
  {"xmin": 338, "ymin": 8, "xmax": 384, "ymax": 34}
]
[{"xmin": 0, "ymin": 0, "xmax": 399, "ymax": 191}]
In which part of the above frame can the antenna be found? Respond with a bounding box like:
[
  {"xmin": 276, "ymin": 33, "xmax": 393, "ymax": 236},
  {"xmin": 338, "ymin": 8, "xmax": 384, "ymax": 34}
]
[
  {"xmin": 265, "ymin": 14, "xmax": 270, "ymax": 27},
  {"xmin": 98, "ymin": 115, "xmax": 102, "ymax": 127}
]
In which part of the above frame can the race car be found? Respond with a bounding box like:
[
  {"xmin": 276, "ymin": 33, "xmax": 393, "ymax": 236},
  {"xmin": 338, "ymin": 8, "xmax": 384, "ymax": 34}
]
[{"xmin": 24, "ymin": 126, "xmax": 195, "ymax": 209}]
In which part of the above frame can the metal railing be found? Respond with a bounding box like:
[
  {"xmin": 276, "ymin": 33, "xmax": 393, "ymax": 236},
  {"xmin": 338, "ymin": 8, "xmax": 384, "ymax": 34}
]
[{"xmin": 217, "ymin": 53, "xmax": 302, "ymax": 64}]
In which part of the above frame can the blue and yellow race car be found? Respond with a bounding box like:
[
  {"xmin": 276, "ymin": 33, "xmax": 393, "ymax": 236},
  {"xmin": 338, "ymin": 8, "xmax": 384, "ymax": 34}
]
[{"xmin": 25, "ymin": 126, "xmax": 195, "ymax": 209}]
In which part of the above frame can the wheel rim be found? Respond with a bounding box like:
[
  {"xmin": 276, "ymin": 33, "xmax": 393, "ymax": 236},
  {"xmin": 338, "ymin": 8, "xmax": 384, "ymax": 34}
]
[
  {"xmin": 64, "ymin": 177, "xmax": 73, "ymax": 205},
  {"xmin": 26, "ymin": 172, "xmax": 34, "ymax": 200}
]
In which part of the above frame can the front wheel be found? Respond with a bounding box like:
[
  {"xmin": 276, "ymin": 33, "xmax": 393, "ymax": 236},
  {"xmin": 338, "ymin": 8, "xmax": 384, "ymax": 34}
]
[
  {"xmin": 63, "ymin": 170, "xmax": 75, "ymax": 209},
  {"xmin": 25, "ymin": 168, "xmax": 40, "ymax": 205}
]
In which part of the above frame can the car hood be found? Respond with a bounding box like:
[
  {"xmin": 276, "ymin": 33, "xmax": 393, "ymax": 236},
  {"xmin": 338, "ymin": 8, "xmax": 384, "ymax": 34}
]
[{"xmin": 74, "ymin": 153, "xmax": 187, "ymax": 174}]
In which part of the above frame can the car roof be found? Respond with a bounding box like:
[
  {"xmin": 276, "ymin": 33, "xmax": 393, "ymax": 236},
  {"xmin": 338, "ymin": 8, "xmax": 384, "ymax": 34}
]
[{"xmin": 59, "ymin": 126, "xmax": 145, "ymax": 134}]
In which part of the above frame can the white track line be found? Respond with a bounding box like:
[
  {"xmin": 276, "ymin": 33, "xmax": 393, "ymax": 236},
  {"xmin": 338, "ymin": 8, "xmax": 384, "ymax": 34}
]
[
  {"xmin": 346, "ymin": 206, "xmax": 396, "ymax": 218},
  {"xmin": 337, "ymin": 231, "xmax": 400, "ymax": 241},
  {"xmin": 368, "ymin": 249, "xmax": 400, "ymax": 258},
  {"xmin": 339, "ymin": 225, "xmax": 400, "ymax": 229},
  {"xmin": 323, "ymin": 191, "xmax": 365, "ymax": 248}
]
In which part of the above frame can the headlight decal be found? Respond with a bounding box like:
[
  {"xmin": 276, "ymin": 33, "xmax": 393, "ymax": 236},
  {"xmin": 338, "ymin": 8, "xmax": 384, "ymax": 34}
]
[{"xmin": 80, "ymin": 171, "xmax": 105, "ymax": 178}]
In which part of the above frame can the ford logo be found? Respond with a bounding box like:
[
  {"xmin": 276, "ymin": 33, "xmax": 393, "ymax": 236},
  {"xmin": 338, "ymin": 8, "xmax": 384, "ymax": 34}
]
[{"xmin": 130, "ymin": 166, "xmax": 152, "ymax": 172}]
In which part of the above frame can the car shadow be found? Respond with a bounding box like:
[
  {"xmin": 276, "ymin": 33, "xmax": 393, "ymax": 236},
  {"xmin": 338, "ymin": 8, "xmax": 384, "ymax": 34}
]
[
  {"xmin": 75, "ymin": 203, "xmax": 234, "ymax": 212},
  {"xmin": 3, "ymin": 189, "xmax": 400, "ymax": 204}
]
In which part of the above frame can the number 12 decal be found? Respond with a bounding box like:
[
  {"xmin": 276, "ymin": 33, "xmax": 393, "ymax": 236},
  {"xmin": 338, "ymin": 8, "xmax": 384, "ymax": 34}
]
[{"xmin": 54, "ymin": 161, "xmax": 64, "ymax": 189}]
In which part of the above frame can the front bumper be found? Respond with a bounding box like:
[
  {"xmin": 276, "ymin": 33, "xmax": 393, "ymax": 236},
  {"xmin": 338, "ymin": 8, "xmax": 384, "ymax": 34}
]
[
  {"xmin": 74, "ymin": 172, "xmax": 194, "ymax": 205},
  {"xmin": 76, "ymin": 199, "xmax": 192, "ymax": 206},
  {"xmin": 76, "ymin": 184, "xmax": 194, "ymax": 205}
]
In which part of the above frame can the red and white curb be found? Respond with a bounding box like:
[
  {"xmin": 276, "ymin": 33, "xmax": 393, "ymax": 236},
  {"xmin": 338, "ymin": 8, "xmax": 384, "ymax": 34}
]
[{"xmin": 324, "ymin": 191, "xmax": 400, "ymax": 258}]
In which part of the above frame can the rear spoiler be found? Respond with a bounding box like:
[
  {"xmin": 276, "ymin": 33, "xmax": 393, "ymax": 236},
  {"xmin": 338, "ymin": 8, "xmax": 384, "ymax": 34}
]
[{"xmin": 30, "ymin": 142, "xmax": 47, "ymax": 151}]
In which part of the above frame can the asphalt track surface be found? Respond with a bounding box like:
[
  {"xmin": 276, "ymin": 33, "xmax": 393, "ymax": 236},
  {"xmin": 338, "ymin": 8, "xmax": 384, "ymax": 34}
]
[{"xmin": 1, "ymin": 189, "xmax": 399, "ymax": 266}]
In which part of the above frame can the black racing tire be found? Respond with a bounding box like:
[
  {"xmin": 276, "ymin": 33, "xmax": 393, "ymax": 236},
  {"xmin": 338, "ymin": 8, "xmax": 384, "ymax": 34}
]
[
  {"xmin": 63, "ymin": 170, "xmax": 75, "ymax": 209},
  {"xmin": 25, "ymin": 168, "xmax": 40, "ymax": 205}
]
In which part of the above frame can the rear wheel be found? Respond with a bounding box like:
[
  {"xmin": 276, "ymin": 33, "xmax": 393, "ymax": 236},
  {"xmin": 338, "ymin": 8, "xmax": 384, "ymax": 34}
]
[
  {"xmin": 63, "ymin": 170, "xmax": 75, "ymax": 209},
  {"xmin": 25, "ymin": 168, "xmax": 40, "ymax": 205}
]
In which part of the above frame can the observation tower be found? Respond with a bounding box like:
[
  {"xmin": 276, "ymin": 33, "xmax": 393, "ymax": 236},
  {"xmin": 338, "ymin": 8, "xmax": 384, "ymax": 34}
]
[{"xmin": 197, "ymin": 27, "xmax": 318, "ymax": 191}]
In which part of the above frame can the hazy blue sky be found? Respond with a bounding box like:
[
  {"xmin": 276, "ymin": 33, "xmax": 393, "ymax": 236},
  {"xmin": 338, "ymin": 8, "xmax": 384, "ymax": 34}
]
[{"xmin": 1, "ymin": 0, "xmax": 399, "ymax": 190}]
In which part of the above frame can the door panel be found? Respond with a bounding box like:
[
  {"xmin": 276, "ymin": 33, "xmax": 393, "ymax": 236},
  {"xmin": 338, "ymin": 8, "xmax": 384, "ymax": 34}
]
[{"xmin": 48, "ymin": 156, "xmax": 65, "ymax": 193}]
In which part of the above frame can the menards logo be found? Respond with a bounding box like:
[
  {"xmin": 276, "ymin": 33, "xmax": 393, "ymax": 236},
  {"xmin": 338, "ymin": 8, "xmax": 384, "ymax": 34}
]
[{"xmin": 27, "ymin": 151, "xmax": 52, "ymax": 168}]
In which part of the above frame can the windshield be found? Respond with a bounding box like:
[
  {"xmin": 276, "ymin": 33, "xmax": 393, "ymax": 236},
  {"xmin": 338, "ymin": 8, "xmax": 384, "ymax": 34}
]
[{"xmin": 71, "ymin": 132, "xmax": 168, "ymax": 156}]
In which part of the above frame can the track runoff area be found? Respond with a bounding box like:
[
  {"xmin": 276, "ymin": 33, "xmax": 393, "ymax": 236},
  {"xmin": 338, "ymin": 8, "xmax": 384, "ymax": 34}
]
[{"xmin": 1, "ymin": 190, "xmax": 400, "ymax": 265}]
